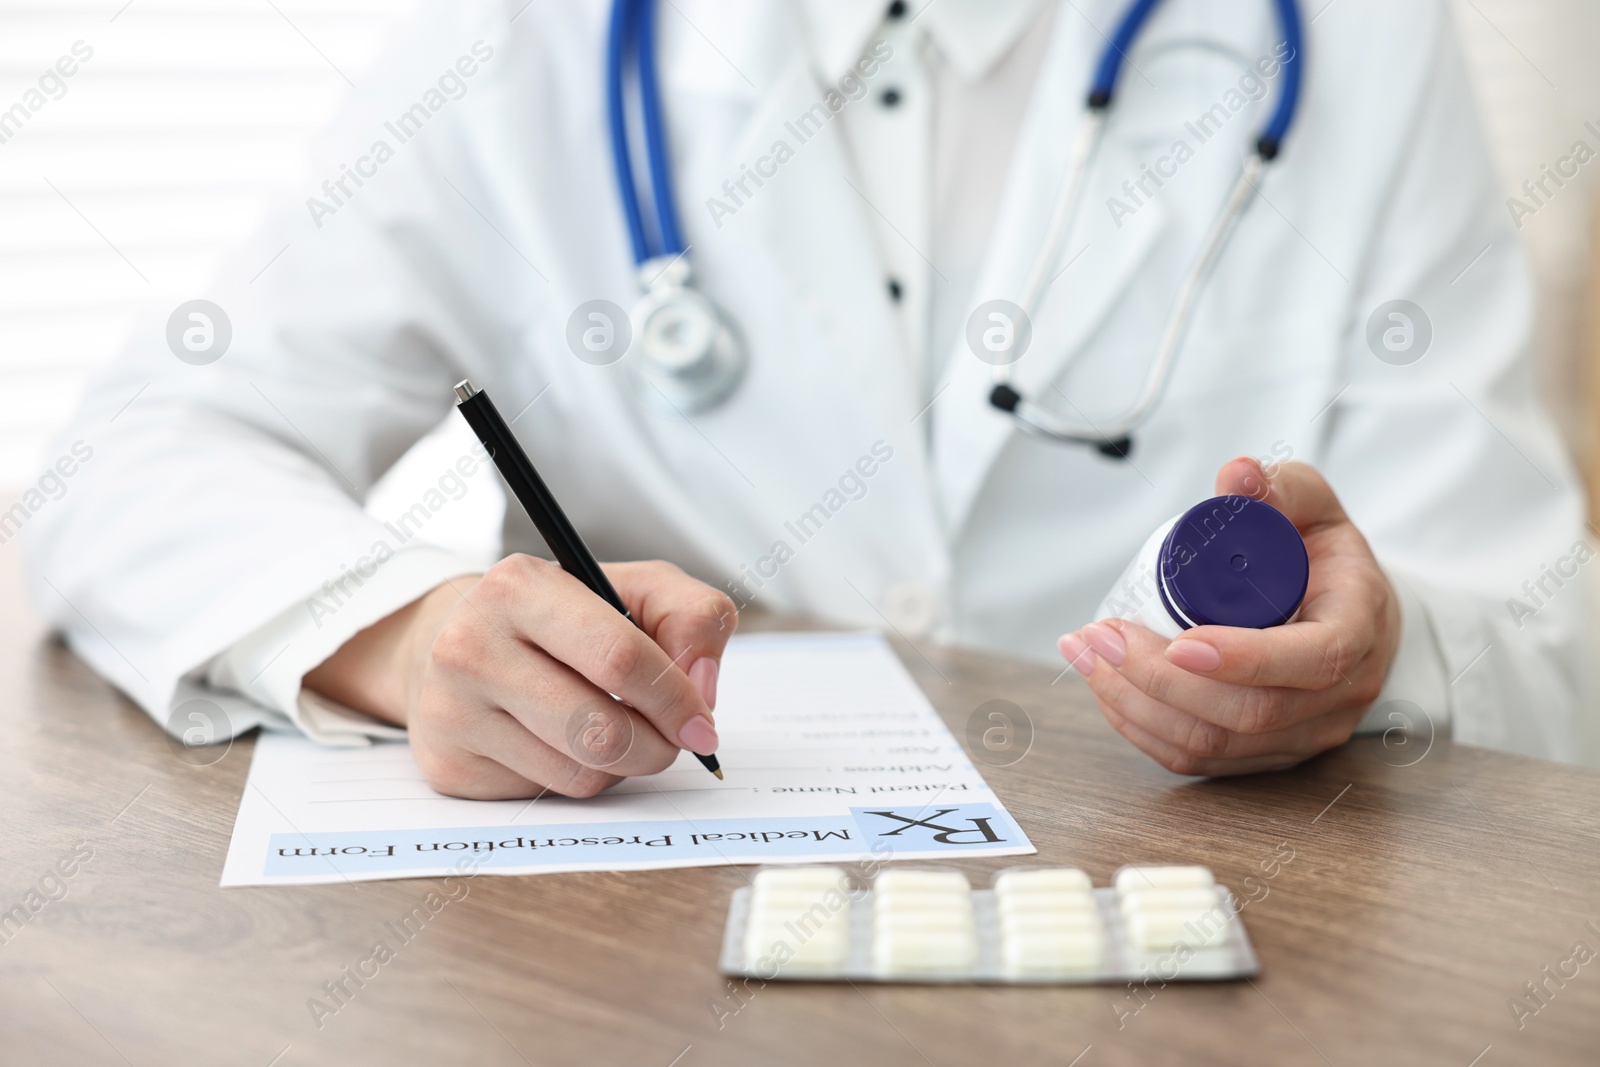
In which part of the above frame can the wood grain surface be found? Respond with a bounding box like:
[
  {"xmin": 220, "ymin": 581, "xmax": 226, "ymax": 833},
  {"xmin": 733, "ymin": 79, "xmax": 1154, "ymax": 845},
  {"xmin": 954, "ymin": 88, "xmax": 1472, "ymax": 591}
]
[{"xmin": 2, "ymin": 551, "xmax": 1598, "ymax": 1067}]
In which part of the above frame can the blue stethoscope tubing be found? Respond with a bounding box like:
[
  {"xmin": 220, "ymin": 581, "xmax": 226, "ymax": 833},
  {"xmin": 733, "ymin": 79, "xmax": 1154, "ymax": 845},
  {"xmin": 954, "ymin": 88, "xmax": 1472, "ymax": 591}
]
[
  {"xmin": 606, "ymin": 0, "xmax": 684, "ymax": 264},
  {"xmin": 603, "ymin": 0, "xmax": 1304, "ymax": 438},
  {"xmin": 1092, "ymin": 0, "xmax": 1302, "ymax": 156},
  {"xmin": 994, "ymin": 0, "xmax": 1304, "ymax": 456},
  {"xmin": 605, "ymin": 0, "xmax": 746, "ymax": 413}
]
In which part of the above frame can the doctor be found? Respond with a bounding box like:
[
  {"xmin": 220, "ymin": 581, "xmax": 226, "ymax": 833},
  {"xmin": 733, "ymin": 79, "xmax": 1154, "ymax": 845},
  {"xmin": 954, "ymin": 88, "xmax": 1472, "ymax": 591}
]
[{"xmin": 22, "ymin": 0, "xmax": 1590, "ymax": 798}]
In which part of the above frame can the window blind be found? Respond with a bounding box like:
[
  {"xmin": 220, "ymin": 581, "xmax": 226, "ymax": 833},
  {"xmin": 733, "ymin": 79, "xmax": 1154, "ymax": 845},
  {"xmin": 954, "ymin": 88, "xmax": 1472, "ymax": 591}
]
[{"xmin": 0, "ymin": 0, "xmax": 418, "ymax": 484}]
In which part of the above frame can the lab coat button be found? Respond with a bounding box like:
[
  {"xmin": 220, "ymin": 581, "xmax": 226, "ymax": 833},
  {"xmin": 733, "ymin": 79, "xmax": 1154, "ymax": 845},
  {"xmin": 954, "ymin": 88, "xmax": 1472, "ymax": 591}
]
[{"xmin": 883, "ymin": 582, "xmax": 940, "ymax": 637}]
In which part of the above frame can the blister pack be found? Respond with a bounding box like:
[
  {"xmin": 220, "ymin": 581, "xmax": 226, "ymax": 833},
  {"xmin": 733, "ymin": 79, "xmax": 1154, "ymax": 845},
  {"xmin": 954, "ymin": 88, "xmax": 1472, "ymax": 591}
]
[{"xmin": 718, "ymin": 864, "xmax": 1260, "ymax": 984}]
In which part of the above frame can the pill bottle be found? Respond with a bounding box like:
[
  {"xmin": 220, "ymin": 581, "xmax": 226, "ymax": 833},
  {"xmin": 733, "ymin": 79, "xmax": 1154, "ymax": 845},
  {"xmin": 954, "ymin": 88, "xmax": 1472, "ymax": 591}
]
[{"xmin": 1094, "ymin": 495, "xmax": 1309, "ymax": 639}]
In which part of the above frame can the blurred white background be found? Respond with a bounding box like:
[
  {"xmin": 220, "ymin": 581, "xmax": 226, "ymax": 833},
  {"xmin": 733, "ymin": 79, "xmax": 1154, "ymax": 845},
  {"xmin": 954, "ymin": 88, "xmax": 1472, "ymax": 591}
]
[
  {"xmin": 0, "ymin": 0, "xmax": 417, "ymax": 484},
  {"xmin": 1, "ymin": 0, "xmax": 1599, "ymax": 527},
  {"xmin": 0, "ymin": 0, "xmax": 511, "ymax": 564}
]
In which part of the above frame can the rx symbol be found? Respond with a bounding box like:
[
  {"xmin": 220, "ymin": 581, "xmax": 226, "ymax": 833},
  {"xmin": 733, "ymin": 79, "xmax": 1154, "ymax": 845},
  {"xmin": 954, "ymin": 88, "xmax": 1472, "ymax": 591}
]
[{"xmin": 863, "ymin": 808, "xmax": 1003, "ymax": 845}]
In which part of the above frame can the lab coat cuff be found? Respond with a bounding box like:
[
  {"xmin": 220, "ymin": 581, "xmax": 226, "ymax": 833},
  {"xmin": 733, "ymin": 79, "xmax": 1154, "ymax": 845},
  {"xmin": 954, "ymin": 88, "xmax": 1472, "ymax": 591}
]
[
  {"xmin": 1354, "ymin": 567, "xmax": 1451, "ymax": 740},
  {"xmin": 205, "ymin": 544, "xmax": 484, "ymax": 746}
]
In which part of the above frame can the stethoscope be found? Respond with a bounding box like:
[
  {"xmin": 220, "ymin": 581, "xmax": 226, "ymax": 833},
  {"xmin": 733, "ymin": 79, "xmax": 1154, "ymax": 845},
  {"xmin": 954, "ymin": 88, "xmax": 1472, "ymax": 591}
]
[
  {"xmin": 993, "ymin": 0, "xmax": 1304, "ymax": 458},
  {"xmin": 605, "ymin": 0, "xmax": 1304, "ymax": 451},
  {"xmin": 606, "ymin": 0, "xmax": 745, "ymax": 414}
]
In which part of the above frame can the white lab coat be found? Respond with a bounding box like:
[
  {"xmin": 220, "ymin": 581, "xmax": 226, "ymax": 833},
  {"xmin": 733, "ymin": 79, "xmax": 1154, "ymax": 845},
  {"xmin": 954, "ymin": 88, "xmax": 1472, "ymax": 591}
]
[{"xmin": 22, "ymin": 0, "xmax": 1593, "ymax": 760}]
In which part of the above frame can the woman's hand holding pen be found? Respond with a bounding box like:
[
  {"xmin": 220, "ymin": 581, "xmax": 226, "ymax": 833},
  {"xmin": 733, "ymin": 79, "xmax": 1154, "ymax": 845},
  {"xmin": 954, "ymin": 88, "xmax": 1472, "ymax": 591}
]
[{"xmin": 305, "ymin": 556, "xmax": 738, "ymax": 799}]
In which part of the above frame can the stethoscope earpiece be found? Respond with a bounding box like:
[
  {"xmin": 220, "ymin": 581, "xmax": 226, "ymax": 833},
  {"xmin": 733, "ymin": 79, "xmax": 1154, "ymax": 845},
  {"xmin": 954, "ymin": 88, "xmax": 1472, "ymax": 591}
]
[
  {"xmin": 991, "ymin": 382, "xmax": 1134, "ymax": 460},
  {"xmin": 988, "ymin": 384, "xmax": 1022, "ymax": 413},
  {"xmin": 1095, "ymin": 437, "xmax": 1134, "ymax": 461}
]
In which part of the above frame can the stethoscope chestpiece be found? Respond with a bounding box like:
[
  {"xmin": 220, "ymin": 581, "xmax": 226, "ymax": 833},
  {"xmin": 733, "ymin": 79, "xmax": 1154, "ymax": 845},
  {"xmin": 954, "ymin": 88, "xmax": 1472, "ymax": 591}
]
[
  {"xmin": 631, "ymin": 256, "xmax": 746, "ymax": 415},
  {"xmin": 608, "ymin": 0, "xmax": 748, "ymax": 416}
]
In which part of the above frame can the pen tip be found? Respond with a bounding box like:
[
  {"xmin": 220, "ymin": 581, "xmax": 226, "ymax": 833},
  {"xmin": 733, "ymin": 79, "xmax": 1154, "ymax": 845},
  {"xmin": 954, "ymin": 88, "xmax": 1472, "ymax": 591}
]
[{"xmin": 713, "ymin": 769, "xmax": 724, "ymax": 780}]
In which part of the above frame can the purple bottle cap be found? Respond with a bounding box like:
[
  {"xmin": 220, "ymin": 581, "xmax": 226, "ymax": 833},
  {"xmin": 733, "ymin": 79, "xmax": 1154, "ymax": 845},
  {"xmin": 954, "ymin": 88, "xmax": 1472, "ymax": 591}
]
[{"xmin": 1157, "ymin": 495, "xmax": 1308, "ymax": 630}]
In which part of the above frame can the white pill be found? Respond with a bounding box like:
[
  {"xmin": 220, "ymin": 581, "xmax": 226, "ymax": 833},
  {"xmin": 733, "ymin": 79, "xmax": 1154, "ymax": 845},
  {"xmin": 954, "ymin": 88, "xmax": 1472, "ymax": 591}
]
[
  {"xmin": 872, "ymin": 890, "xmax": 972, "ymax": 917},
  {"xmin": 751, "ymin": 889, "xmax": 852, "ymax": 916},
  {"xmin": 873, "ymin": 930, "xmax": 979, "ymax": 975},
  {"xmin": 874, "ymin": 869, "xmax": 971, "ymax": 895},
  {"xmin": 742, "ymin": 927, "xmax": 844, "ymax": 959},
  {"xmin": 751, "ymin": 897, "xmax": 839, "ymax": 929},
  {"xmin": 747, "ymin": 891, "xmax": 849, "ymax": 928},
  {"xmin": 748, "ymin": 905, "xmax": 850, "ymax": 934},
  {"xmin": 779, "ymin": 952, "xmax": 845, "ymax": 975},
  {"xmin": 745, "ymin": 915, "xmax": 848, "ymax": 942},
  {"xmin": 1125, "ymin": 908, "xmax": 1229, "ymax": 952},
  {"xmin": 786, "ymin": 924, "xmax": 849, "ymax": 946},
  {"xmin": 754, "ymin": 945, "xmax": 849, "ymax": 973},
  {"xmin": 1000, "ymin": 910, "xmax": 1101, "ymax": 937},
  {"xmin": 996, "ymin": 890, "xmax": 1096, "ymax": 921},
  {"xmin": 1113, "ymin": 865, "xmax": 1215, "ymax": 893},
  {"xmin": 1001, "ymin": 930, "xmax": 1103, "ymax": 975},
  {"xmin": 744, "ymin": 920, "xmax": 849, "ymax": 969},
  {"xmin": 876, "ymin": 895, "xmax": 972, "ymax": 927},
  {"xmin": 994, "ymin": 868, "xmax": 1092, "ymax": 895},
  {"xmin": 1119, "ymin": 887, "xmax": 1221, "ymax": 916},
  {"xmin": 748, "ymin": 895, "xmax": 851, "ymax": 927},
  {"xmin": 875, "ymin": 909, "xmax": 976, "ymax": 934},
  {"xmin": 753, "ymin": 866, "xmax": 850, "ymax": 893}
]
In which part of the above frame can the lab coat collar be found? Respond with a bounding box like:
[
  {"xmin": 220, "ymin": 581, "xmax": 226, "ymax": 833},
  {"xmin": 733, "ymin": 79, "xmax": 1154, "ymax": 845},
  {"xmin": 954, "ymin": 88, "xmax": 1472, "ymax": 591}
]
[{"xmin": 794, "ymin": 0, "xmax": 1044, "ymax": 85}]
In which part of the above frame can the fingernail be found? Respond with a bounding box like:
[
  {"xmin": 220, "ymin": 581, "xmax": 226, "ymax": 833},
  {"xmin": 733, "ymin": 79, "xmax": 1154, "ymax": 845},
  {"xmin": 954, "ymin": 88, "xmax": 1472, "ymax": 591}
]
[
  {"xmin": 689, "ymin": 656, "xmax": 720, "ymax": 711},
  {"xmin": 678, "ymin": 715, "xmax": 719, "ymax": 755},
  {"xmin": 1080, "ymin": 622, "xmax": 1126, "ymax": 667},
  {"xmin": 1167, "ymin": 640, "xmax": 1222, "ymax": 673},
  {"xmin": 1057, "ymin": 632, "xmax": 1098, "ymax": 675}
]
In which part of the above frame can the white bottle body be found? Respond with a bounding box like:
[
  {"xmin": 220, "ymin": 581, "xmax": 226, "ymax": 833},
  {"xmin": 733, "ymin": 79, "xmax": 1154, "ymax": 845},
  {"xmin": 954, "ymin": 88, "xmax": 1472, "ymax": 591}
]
[{"xmin": 1093, "ymin": 515, "xmax": 1185, "ymax": 639}]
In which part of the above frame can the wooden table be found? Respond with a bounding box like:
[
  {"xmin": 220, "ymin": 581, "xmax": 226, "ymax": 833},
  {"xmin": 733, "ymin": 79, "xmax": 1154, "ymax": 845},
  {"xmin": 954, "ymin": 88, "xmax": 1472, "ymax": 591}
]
[{"xmin": 3, "ymin": 552, "xmax": 1598, "ymax": 1067}]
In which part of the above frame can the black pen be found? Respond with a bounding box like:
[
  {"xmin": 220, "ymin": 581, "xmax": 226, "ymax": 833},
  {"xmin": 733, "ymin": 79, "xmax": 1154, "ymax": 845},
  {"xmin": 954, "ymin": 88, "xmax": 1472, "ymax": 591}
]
[{"xmin": 453, "ymin": 379, "xmax": 722, "ymax": 779}]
